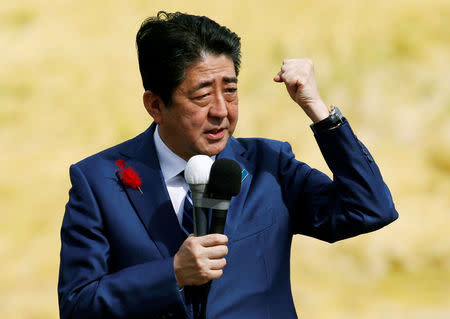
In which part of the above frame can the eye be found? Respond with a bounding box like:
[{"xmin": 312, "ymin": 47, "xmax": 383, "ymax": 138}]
[
  {"xmin": 194, "ymin": 93, "xmax": 210, "ymax": 100},
  {"xmin": 225, "ymin": 87, "xmax": 237, "ymax": 93}
]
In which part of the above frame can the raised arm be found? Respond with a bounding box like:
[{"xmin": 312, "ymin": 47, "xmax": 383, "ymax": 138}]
[{"xmin": 275, "ymin": 58, "xmax": 398, "ymax": 242}]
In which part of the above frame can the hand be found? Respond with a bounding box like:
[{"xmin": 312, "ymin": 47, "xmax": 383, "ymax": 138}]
[
  {"xmin": 274, "ymin": 58, "xmax": 329, "ymax": 123},
  {"xmin": 173, "ymin": 234, "xmax": 228, "ymax": 287}
]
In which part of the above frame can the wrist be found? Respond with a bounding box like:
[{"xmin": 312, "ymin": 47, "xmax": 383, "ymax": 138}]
[
  {"xmin": 304, "ymin": 100, "xmax": 329, "ymax": 123},
  {"xmin": 310, "ymin": 106, "xmax": 344, "ymax": 134}
]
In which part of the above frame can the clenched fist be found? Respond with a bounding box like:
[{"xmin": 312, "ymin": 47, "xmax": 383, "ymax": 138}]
[
  {"xmin": 274, "ymin": 58, "xmax": 330, "ymax": 123},
  {"xmin": 173, "ymin": 234, "xmax": 228, "ymax": 287}
]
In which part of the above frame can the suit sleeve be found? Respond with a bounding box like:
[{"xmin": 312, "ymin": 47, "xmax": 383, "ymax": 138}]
[
  {"xmin": 279, "ymin": 119, "xmax": 398, "ymax": 243},
  {"xmin": 58, "ymin": 165, "xmax": 185, "ymax": 319}
]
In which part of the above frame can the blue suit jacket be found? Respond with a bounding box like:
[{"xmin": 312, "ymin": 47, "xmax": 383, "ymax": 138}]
[{"xmin": 58, "ymin": 121, "xmax": 398, "ymax": 318}]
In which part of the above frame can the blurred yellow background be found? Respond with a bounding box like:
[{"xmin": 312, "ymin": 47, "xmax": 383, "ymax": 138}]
[{"xmin": 1, "ymin": 0, "xmax": 449, "ymax": 318}]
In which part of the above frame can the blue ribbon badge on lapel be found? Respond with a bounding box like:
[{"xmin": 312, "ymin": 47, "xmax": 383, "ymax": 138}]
[{"xmin": 241, "ymin": 169, "xmax": 249, "ymax": 182}]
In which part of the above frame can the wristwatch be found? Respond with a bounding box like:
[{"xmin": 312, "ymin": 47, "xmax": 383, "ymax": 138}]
[{"xmin": 310, "ymin": 106, "xmax": 344, "ymax": 134}]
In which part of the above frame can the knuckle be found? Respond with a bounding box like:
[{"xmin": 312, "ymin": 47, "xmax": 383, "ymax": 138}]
[
  {"xmin": 192, "ymin": 247, "xmax": 203, "ymax": 259},
  {"xmin": 196, "ymin": 259, "xmax": 206, "ymax": 272},
  {"xmin": 214, "ymin": 233, "xmax": 227, "ymax": 243},
  {"xmin": 303, "ymin": 58, "xmax": 312, "ymax": 65},
  {"xmin": 201, "ymin": 269, "xmax": 209, "ymax": 279},
  {"xmin": 186, "ymin": 236, "xmax": 196, "ymax": 247}
]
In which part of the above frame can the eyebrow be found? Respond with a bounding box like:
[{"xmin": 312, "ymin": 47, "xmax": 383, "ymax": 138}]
[
  {"xmin": 223, "ymin": 76, "xmax": 238, "ymax": 84},
  {"xmin": 190, "ymin": 77, "xmax": 238, "ymax": 94}
]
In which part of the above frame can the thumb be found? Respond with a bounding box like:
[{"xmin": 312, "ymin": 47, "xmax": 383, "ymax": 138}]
[{"xmin": 273, "ymin": 71, "xmax": 283, "ymax": 82}]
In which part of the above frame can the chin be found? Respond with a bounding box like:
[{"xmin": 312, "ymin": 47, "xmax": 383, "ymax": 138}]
[{"xmin": 204, "ymin": 142, "xmax": 227, "ymax": 156}]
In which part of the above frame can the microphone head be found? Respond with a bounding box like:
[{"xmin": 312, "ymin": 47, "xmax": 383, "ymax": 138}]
[
  {"xmin": 184, "ymin": 155, "xmax": 214, "ymax": 185},
  {"xmin": 208, "ymin": 158, "xmax": 241, "ymax": 198}
]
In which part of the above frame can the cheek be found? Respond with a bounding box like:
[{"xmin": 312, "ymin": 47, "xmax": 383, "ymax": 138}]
[
  {"xmin": 228, "ymin": 103, "xmax": 239, "ymax": 125},
  {"xmin": 188, "ymin": 109, "xmax": 210, "ymax": 129}
]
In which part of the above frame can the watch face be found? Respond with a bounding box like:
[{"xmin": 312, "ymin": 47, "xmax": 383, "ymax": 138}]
[
  {"xmin": 332, "ymin": 107, "xmax": 344, "ymax": 123},
  {"xmin": 332, "ymin": 106, "xmax": 342, "ymax": 118}
]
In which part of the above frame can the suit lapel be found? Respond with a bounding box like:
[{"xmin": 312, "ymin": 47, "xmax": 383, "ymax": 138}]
[
  {"xmin": 118, "ymin": 123, "xmax": 185, "ymax": 258},
  {"xmin": 217, "ymin": 137, "xmax": 254, "ymax": 242},
  {"xmin": 116, "ymin": 127, "xmax": 252, "ymax": 254}
]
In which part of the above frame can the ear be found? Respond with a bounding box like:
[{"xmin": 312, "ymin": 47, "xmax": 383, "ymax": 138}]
[{"xmin": 143, "ymin": 90, "xmax": 166, "ymax": 124}]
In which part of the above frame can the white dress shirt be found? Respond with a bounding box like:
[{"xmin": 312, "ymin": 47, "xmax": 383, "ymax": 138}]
[{"xmin": 153, "ymin": 126, "xmax": 190, "ymax": 226}]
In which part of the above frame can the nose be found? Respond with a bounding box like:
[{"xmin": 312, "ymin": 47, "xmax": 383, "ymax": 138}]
[{"xmin": 209, "ymin": 93, "xmax": 228, "ymax": 118}]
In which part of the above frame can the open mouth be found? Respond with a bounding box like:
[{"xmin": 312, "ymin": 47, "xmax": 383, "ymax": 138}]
[{"xmin": 205, "ymin": 128, "xmax": 225, "ymax": 140}]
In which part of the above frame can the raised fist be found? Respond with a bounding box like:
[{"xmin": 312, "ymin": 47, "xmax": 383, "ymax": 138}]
[{"xmin": 274, "ymin": 58, "xmax": 329, "ymax": 123}]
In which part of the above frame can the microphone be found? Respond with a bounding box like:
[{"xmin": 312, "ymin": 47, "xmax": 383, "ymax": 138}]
[
  {"xmin": 184, "ymin": 155, "xmax": 214, "ymax": 236},
  {"xmin": 208, "ymin": 158, "xmax": 241, "ymax": 234},
  {"xmin": 199, "ymin": 158, "xmax": 242, "ymax": 319}
]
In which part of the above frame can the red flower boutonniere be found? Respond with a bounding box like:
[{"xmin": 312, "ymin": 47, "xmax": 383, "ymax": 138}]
[{"xmin": 115, "ymin": 159, "xmax": 143, "ymax": 194}]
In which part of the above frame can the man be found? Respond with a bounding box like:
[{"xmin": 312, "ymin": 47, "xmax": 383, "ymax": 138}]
[{"xmin": 58, "ymin": 11, "xmax": 398, "ymax": 319}]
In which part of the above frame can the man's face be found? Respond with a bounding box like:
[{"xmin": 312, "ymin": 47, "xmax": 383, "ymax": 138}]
[{"xmin": 157, "ymin": 54, "xmax": 238, "ymax": 161}]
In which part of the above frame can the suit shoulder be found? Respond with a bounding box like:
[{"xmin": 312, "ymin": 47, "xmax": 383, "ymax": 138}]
[
  {"xmin": 231, "ymin": 137, "xmax": 296, "ymax": 171},
  {"xmin": 234, "ymin": 136, "xmax": 290, "ymax": 153}
]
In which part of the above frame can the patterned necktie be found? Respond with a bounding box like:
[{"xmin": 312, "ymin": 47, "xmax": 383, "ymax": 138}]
[{"xmin": 181, "ymin": 190, "xmax": 194, "ymax": 237}]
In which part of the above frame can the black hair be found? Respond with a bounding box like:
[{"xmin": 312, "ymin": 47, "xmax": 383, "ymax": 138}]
[{"xmin": 136, "ymin": 11, "xmax": 241, "ymax": 106}]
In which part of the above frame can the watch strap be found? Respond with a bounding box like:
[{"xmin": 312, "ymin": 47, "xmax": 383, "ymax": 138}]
[{"xmin": 310, "ymin": 106, "xmax": 344, "ymax": 134}]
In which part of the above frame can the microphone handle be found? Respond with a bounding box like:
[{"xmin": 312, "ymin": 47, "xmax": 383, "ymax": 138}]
[
  {"xmin": 209, "ymin": 209, "xmax": 227, "ymax": 234},
  {"xmin": 193, "ymin": 206, "xmax": 209, "ymax": 236},
  {"xmin": 202, "ymin": 206, "xmax": 230, "ymax": 317}
]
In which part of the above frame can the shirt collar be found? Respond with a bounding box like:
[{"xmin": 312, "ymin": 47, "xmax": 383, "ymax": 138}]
[{"xmin": 154, "ymin": 125, "xmax": 187, "ymax": 183}]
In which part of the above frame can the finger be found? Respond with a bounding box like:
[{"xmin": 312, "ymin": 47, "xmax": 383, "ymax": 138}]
[
  {"xmin": 205, "ymin": 244, "xmax": 228, "ymax": 259},
  {"xmin": 273, "ymin": 71, "xmax": 283, "ymax": 82},
  {"xmin": 283, "ymin": 58, "xmax": 295, "ymax": 64},
  {"xmin": 208, "ymin": 269, "xmax": 224, "ymax": 280},
  {"xmin": 282, "ymin": 70, "xmax": 305, "ymax": 88},
  {"xmin": 181, "ymin": 233, "xmax": 197, "ymax": 247},
  {"xmin": 199, "ymin": 234, "xmax": 228, "ymax": 247},
  {"xmin": 209, "ymin": 258, "xmax": 227, "ymax": 270},
  {"xmin": 278, "ymin": 72, "xmax": 295, "ymax": 87}
]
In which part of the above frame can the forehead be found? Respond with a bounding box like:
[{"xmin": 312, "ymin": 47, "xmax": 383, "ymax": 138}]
[{"xmin": 181, "ymin": 54, "xmax": 236, "ymax": 87}]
